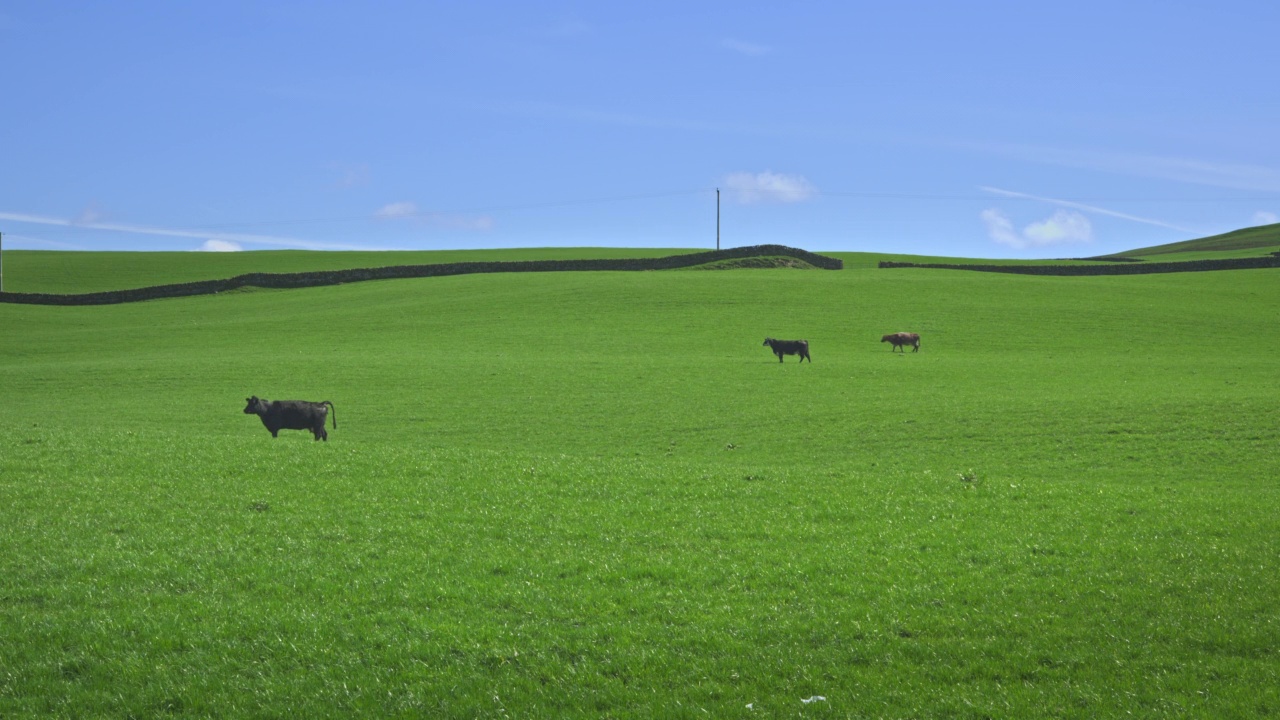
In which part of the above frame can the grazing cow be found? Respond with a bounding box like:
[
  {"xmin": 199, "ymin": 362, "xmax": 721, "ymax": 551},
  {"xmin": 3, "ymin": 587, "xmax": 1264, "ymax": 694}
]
[
  {"xmin": 763, "ymin": 337, "xmax": 811, "ymax": 363},
  {"xmin": 881, "ymin": 332, "xmax": 921, "ymax": 353},
  {"xmin": 243, "ymin": 396, "xmax": 336, "ymax": 441}
]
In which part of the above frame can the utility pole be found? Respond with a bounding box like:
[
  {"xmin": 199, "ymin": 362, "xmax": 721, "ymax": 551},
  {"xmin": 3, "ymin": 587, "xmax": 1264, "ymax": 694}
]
[
  {"xmin": 716, "ymin": 189, "xmax": 720, "ymax": 251},
  {"xmin": 1, "ymin": 231, "xmax": 4, "ymax": 293}
]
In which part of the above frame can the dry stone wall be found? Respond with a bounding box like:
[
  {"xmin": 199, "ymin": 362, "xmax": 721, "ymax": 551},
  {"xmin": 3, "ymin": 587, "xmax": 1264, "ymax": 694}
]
[{"xmin": 0, "ymin": 245, "xmax": 842, "ymax": 306}]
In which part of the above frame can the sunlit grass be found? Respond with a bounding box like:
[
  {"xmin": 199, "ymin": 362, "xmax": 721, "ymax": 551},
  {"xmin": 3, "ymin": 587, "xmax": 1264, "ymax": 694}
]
[{"xmin": 1, "ymin": 256, "xmax": 1277, "ymax": 717}]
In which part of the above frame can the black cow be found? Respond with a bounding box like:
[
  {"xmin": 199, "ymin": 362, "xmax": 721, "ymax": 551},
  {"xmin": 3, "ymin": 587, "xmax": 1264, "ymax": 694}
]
[
  {"xmin": 244, "ymin": 396, "xmax": 336, "ymax": 441},
  {"xmin": 763, "ymin": 337, "xmax": 811, "ymax": 363}
]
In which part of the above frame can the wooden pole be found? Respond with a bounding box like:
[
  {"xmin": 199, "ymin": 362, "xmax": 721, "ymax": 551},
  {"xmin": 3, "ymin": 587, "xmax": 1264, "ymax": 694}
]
[{"xmin": 716, "ymin": 189, "xmax": 720, "ymax": 251}]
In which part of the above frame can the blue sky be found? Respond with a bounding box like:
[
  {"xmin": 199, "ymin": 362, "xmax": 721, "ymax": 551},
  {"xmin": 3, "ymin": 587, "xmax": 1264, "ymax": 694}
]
[{"xmin": 3, "ymin": 2, "xmax": 1278, "ymax": 257}]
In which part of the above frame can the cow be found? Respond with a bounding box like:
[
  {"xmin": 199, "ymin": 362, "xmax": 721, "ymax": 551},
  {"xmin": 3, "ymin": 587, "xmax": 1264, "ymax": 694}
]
[
  {"xmin": 243, "ymin": 396, "xmax": 336, "ymax": 441},
  {"xmin": 881, "ymin": 332, "xmax": 921, "ymax": 353},
  {"xmin": 763, "ymin": 337, "xmax": 811, "ymax": 363}
]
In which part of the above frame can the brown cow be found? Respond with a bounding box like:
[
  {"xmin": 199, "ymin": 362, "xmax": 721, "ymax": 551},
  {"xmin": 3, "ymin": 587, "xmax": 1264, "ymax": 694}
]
[{"xmin": 881, "ymin": 332, "xmax": 920, "ymax": 353}]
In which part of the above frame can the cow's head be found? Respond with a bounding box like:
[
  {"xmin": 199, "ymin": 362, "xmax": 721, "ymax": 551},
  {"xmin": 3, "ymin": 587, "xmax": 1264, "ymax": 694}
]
[
  {"xmin": 244, "ymin": 396, "xmax": 266, "ymax": 414},
  {"xmin": 763, "ymin": 337, "xmax": 773, "ymax": 346}
]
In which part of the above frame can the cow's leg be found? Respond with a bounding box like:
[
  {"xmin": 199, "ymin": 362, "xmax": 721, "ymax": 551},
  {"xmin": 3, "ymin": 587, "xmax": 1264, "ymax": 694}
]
[{"xmin": 271, "ymin": 428, "xmax": 279, "ymax": 437}]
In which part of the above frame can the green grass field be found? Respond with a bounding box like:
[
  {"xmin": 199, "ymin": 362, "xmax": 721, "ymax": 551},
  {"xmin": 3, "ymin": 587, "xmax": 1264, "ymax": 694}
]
[{"xmin": 2, "ymin": 245, "xmax": 1278, "ymax": 717}]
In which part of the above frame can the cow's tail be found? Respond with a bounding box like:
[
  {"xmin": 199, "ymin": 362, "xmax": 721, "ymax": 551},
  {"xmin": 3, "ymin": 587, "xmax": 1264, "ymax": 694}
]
[{"xmin": 322, "ymin": 400, "xmax": 337, "ymax": 428}]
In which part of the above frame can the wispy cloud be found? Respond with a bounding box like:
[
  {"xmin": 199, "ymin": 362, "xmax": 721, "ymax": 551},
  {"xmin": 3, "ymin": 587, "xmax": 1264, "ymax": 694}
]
[
  {"xmin": 73, "ymin": 202, "xmax": 107, "ymax": 225},
  {"xmin": 497, "ymin": 99, "xmax": 728, "ymax": 133},
  {"xmin": 981, "ymin": 208, "xmax": 1093, "ymax": 249},
  {"xmin": 721, "ymin": 38, "xmax": 771, "ymax": 56},
  {"xmin": 971, "ymin": 142, "xmax": 1280, "ymax": 194},
  {"xmin": 374, "ymin": 201, "xmax": 419, "ymax": 219},
  {"xmin": 373, "ymin": 202, "xmax": 495, "ymax": 231},
  {"xmin": 1253, "ymin": 210, "xmax": 1278, "ymax": 226},
  {"xmin": 0, "ymin": 233, "xmax": 87, "ymax": 250},
  {"xmin": 979, "ymin": 186, "xmax": 1194, "ymax": 232},
  {"xmin": 723, "ymin": 171, "xmax": 816, "ymax": 204},
  {"xmin": 541, "ymin": 18, "xmax": 591, "ymax": 38},
  {"xmin": 332, "ymin": 163, "xmax": 371, "ymax": 189},
  {"xmin": 0, "ymin": 210, "xmax": 393, "ymax": 251}
]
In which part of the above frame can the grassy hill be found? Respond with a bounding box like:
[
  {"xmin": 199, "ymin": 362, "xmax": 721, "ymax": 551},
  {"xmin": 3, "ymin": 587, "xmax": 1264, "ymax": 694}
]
[
  {"xmin": 1, "ymin": 250, "xmax": 1277, "ymax": 717},
  {"xmin": 1119, "ymin": 222, "xmax": 1280, "ymax": 259},
  {"xmin": 6, "ymin": 221, "xmax": 1278, "ymax": 299}
]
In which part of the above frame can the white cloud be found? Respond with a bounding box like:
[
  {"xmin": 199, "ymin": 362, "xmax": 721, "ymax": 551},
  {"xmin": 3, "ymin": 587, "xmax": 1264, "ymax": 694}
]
[
  {"xmin": 1024, "ymin": 210, "xmax": 1093, "ymax": 245},
  {"xmin": 1253, "ymin": 211, "xmax": 1278, "ymax": 226},
  {"xmin": 721, "ymin": 38, "xmax": 771, "ymax": 56},
  {"xmin": 374, "ymin": 201, "xmax": 419, "ymax": 219},
  {"xmin": 979, "ymin": 209, "xmax": 1020, "ymax": 247},
  {"xmin": 723, "ymin": 171, "xmax": 816, "ymax": 204},
  {"xmin": 196, "ymin": 239, "xmax": 243, "ymax": 252},
  {"xmin": 982, "ymin": 208, "xmax": 1093, "ymax": 249}
]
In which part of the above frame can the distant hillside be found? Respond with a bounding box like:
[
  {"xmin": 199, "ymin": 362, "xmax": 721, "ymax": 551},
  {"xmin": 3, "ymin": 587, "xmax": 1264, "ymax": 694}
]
[
  {"xmin": 879, "ymin": 222, "xmax": 1280, "ymax": 276},
  {"xmin": 1122, "ymin": 223, "xmax": 1280, "ymax": 257},
  {"xmin": 0, "ymin": 244, "xmax": 841, "ymax": 305}
]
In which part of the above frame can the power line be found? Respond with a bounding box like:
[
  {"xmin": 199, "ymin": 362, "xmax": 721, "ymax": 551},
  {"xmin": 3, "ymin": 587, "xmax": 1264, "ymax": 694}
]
[
  {"xmin": 815, "ymin": 191, "xmax": 1280, "ymax": 202},
  {"xmin": 184, "ymin": 188, "xmax": 1278, "ymax": 231},
  {"xmin": 7, "ymin": 185, "xmax": 1274, "ymax": 245},
  {"xmin": 188, "ymin": 189, "xmax": 710, "ymax": 230}
]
